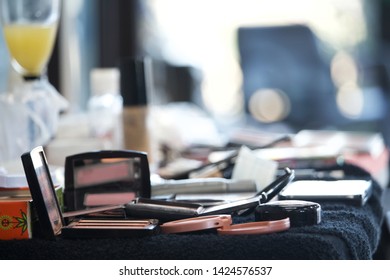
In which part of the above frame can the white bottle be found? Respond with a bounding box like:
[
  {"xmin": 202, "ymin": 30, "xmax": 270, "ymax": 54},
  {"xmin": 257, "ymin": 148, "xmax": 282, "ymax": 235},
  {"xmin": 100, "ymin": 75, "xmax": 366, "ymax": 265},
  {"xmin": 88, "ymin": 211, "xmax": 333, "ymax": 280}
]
[{"xmin": 87, "ymin": 68, "xmax": 124, "ymax": 149}]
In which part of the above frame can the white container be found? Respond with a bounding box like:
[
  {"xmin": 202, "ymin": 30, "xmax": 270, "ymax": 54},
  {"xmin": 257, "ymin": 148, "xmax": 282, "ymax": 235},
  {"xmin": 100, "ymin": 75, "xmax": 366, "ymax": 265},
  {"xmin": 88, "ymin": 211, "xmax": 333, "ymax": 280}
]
[{"xmin": 87, "ymin": 68, "xmax": 124, "ymax": 149}]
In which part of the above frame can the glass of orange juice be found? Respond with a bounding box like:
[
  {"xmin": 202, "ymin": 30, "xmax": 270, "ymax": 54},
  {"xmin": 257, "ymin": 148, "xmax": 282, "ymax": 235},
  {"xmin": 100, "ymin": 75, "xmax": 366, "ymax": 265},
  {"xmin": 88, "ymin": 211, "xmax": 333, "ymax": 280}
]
[{"xmin": 0, "ymin": 0, "xmax": 61, "ymax": 79}]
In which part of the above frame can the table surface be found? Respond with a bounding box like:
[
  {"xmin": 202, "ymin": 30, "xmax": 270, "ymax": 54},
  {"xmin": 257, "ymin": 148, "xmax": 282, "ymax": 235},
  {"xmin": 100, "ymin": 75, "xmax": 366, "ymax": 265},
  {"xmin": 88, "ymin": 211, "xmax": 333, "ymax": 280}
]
[{"xmin": 0, "ymin": 169, "xmax": 384, "ymax": 260}]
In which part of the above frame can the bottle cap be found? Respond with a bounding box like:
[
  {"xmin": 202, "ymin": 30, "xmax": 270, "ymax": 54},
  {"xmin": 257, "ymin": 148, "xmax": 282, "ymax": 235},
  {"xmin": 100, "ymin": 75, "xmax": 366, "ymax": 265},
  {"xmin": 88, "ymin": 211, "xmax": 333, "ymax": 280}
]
[
  {"xmin": 120, "ymin": 57, "xmax": 148, "ymax": 106},
  {"xmin": 90, "ymin": 68, "xmax": 120, "ymax": 96},
  {"xmin": 255, "ymin": 200, "xmax": 321, "ymax": 227}
]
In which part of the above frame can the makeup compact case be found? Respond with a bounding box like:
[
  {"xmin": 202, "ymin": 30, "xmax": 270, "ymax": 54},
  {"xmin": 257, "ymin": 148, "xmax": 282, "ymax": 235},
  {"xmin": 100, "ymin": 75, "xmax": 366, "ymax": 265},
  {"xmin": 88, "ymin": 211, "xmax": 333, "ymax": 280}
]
[
  {"xmin": 21, "ymin": 146, "xmax": 158, "ymax": 239},
  {"xmin": 63, "ymin": 150, "xmax": 152, "ymax": 212}
]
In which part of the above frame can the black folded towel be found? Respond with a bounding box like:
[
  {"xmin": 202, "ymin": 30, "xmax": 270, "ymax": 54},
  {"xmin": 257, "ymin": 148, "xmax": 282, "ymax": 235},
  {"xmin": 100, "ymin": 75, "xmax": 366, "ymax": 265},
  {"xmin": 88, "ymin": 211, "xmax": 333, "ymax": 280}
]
[{"xmin": 0, "ymin": 164, "xmax": 384, "ymax": 260}]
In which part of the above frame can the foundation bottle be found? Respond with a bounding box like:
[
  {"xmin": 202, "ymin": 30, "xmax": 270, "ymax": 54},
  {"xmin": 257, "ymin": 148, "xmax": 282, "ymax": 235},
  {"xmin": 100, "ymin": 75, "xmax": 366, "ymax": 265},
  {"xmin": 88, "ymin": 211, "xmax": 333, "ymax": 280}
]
[{"xmin": 120, "ymin": 57, "xmax": 153, "ymax": 161}]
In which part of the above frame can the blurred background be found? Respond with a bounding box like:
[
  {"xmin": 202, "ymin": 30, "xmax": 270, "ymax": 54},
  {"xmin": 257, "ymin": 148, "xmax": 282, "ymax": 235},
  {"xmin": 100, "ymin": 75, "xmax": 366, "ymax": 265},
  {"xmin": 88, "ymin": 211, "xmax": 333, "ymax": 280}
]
[
  {"xmin": 1, "ymin": 0, "xmax": 390, "ymax": 148},
  {"xmin": 1, "ymin": 0, "xmax": 390, "ymax": 258}
]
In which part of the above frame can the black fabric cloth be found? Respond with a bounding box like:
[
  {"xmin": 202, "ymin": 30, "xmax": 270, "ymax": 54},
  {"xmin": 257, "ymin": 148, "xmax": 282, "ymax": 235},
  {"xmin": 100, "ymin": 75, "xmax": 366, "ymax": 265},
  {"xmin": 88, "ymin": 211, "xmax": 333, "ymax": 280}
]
[{"xmin": 0, "ymin": 164, "xmax": 384, "ymax": 260}]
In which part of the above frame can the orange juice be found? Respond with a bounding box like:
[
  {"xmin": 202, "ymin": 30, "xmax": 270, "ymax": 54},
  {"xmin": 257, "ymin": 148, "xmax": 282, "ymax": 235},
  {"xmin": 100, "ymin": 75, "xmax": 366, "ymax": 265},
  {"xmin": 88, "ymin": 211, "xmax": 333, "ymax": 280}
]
[{"xmin": 3, "ymin": 23, "xmax": 58, "ymax": 76}]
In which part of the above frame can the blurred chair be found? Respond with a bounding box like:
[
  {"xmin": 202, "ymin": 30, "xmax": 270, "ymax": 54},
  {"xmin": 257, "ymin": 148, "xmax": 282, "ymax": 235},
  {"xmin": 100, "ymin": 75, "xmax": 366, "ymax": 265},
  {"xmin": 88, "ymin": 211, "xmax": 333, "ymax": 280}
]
[
  {"xmin": 151, "ymin": 60, "xmax": 204, "ymax": 108},
  {"xmin": 237, "ymin": 24, "xmax": 345, "ymax": 131}
]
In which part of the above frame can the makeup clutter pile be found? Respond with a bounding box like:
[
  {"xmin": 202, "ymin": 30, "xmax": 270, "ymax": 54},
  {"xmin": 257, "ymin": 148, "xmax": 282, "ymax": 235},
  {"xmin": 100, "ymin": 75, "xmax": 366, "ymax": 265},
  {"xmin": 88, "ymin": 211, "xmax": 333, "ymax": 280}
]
[{"xmin": 20, "ymin": 133, "xmax": 375, "ymax": 238}]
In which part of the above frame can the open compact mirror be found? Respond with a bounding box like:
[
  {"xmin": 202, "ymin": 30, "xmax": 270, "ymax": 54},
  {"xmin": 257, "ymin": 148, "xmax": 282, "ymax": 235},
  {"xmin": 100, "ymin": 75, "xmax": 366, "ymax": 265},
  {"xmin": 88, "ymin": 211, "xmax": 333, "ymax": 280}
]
[{"xmin": 64, "ymin": 150, "xmax": 151, "ymax": 211}]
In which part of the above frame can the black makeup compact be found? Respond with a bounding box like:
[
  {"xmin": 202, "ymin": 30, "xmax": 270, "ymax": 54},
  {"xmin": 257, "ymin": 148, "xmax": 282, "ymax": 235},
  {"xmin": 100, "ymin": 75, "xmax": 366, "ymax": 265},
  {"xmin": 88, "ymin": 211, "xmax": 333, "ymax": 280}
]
[
  {"xmin": 21, "ymin": 146, "xmax": 158, "ymax": 239},
  {"xmin": 255, "ymin": 200, "xmax": 321, "ymax": 227}
]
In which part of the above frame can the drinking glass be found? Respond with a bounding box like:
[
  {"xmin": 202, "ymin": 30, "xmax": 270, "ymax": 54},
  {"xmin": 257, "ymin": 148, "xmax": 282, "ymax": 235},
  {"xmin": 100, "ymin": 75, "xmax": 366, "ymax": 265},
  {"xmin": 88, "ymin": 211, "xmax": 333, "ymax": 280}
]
[{"xmin": 0, "ymin": 0, "xmax": 61, "ymax": 79}]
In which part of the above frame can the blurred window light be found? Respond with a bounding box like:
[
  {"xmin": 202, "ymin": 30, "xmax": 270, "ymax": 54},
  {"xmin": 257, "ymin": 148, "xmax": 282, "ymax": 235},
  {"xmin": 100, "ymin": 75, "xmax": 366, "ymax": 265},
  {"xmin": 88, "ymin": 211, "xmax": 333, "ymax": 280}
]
[
  {"xmin": 336, "ymin": 82, "xmax": 364, "ymax": 118},
  {"xmin": 331, "ymin": 51, "xmax": 359, "ymax": 87},
  {"xmin": 248, "ymin": 88, "xmax": 291, "ymax": 123}
]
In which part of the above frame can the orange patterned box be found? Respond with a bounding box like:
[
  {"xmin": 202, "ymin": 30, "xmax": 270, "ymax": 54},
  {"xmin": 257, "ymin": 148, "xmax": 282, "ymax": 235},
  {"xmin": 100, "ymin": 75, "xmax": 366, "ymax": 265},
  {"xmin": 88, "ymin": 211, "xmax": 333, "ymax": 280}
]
[{"xmin": 0, "ymin": 198, "xmax": 33, "ymax": 240}]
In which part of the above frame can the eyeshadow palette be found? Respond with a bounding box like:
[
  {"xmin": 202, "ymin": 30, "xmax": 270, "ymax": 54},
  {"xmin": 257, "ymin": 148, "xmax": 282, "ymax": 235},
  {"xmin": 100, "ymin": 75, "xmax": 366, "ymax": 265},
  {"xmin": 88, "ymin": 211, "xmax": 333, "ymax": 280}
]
[
  {"xmin": 21, "ymin": 146, "xmax": 158, "ymax": 239},
  {"xmin": 64, "ymin": 149, "xmax": 151, "ymax": 211}
]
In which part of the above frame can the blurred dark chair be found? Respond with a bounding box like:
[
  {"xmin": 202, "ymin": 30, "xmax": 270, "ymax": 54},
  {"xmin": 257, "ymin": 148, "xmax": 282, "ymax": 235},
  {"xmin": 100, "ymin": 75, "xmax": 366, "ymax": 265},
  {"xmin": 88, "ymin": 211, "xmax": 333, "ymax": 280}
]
[
  {"xmin": 151, "ymin": 60, "xmax": 204, "ymax": 108},
  {"xmin": 237, "ymin": 24, "xmax": 344, "ymax": 131}
]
